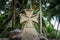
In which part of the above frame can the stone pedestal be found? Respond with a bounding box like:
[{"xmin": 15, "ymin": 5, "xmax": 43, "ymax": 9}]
[{"xmin": 21, "ymin": 28, "xmax": 39, "ymax": 40}]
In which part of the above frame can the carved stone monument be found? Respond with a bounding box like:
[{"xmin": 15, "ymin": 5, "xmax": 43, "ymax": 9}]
[{"xmin": 20, "ymin": 9, "xmax": 39, "ymax": 40}]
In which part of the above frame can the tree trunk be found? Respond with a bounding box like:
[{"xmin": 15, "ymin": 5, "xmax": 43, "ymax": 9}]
[
  {"xmin": 39, "ymin": 0, "xmax": 43, "ymax": 35},
  {"xmin": 12, "ymin": 0, "xmax": 16, "ymax": 29}
]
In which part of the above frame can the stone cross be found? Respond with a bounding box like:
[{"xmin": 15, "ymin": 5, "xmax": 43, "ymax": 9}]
[
  {"xmin": 20, "ymin": 9, "xmax": 38, "ymax": 27},
  {"xmin": 20, "ymin": 9, "xmax": 39, "ymax": 40}
]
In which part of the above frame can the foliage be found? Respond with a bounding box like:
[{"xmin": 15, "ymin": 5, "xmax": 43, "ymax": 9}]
[
  {"xmin": 0, "ymin": 0, "xmax": 60, "ymax": 39},
  {"xmin": 34, "ymin": 22, "xmax": 40, "ymax": 33}
]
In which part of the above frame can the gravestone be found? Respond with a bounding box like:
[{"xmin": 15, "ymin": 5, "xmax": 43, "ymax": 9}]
[{"xmin": 20, "ymin": 9, "xmax": 39, "ymax": 40}]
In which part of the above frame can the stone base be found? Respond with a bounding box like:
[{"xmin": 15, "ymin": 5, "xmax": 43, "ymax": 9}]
[{"xmin": 21, "ymin": 28, "xmax": 39, "ymax": 40}]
